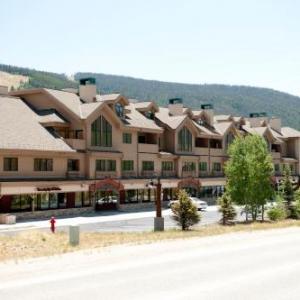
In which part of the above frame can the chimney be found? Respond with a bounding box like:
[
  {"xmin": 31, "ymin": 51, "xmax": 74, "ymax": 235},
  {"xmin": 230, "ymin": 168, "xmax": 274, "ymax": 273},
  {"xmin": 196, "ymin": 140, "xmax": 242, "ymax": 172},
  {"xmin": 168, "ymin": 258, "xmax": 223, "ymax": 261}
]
[
  {"xmin": 79, "ymin": 78, "xmax": 97, "ymax": 102},
  {"xmin": 0, "ymin": 85, "xmax": 9, "ymax": 95},
  {"xmin": 201, "ymin": 104, "xmax": 214, "ymax": 126},
  {"xmin": 247, "ymin": 112, "xmax": 268, "ymax": 128},
  {"xmin": 269, "ymin": 117, "xmax": 281, "ymax": 132},
  {"xmin": 168, "ymin": 98, "xmax": 183, "ymax": 116}
]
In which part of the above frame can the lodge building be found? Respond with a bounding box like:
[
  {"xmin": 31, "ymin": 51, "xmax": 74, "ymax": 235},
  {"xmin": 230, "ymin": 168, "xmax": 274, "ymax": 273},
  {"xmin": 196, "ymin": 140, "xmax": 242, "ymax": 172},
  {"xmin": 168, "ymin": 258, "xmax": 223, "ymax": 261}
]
[{"xmin": 0, "ymin": 78, "xmax": 299, "ymax": 220}]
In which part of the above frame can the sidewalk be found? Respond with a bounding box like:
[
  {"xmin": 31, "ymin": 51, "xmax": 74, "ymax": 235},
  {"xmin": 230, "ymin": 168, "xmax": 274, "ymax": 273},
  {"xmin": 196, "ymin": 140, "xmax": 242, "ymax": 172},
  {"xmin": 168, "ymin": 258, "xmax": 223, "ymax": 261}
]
[{"xmin": 0, "ymin": 206, "xmax": 218, "ymax": 233}]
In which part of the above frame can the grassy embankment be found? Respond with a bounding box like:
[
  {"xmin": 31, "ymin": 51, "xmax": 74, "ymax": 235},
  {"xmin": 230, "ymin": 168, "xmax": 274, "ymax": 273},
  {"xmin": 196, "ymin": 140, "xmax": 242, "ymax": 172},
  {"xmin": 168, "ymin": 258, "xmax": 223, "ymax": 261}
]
[{"xmin": 1, "ymin": 220, "xmax": 300, "ymax": 262}]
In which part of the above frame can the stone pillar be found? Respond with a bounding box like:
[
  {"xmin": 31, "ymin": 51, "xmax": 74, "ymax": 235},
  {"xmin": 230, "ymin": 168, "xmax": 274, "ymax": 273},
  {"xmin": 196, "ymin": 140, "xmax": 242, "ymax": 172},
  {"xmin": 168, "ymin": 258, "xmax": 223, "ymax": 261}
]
[{"xmin": 69, "ymin": 225, "xmax": 80, "ymax": 246}]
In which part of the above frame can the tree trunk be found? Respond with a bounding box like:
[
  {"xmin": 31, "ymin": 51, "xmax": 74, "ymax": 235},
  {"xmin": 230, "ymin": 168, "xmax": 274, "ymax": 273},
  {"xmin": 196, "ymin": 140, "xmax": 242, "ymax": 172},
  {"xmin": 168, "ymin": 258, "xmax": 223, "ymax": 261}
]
[{"xmin": 262, "ymin": 205, "xmax": 265, "ymax": 222}]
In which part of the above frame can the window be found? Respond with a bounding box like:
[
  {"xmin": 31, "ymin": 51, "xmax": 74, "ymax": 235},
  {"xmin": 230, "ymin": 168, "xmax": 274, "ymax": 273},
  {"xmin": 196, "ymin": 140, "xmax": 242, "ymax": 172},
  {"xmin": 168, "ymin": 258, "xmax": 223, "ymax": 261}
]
[
  {"xmin": 213, "ymin": 162, "xmax": 222, "ymax": 172},
  {"xmin": 226, "ymin": 132, "xmax": 235, "ymax": 149},
  {"xmin": 195, "ymin": 138, "xmax": 209, "ymax": 148},
  {"xmin": 182, "ymin": 162, "xmax": 196, "ymax": 172},
  {"xmin": 75, "ymin": 192, "xmax": 83, "ymax": 208},
  {"xmin": 3, "ymin": 157, "xmax": 18, "ymax": 171},
  {"xmin": 178, "ymin": 127, "xmax": 192, "ymax": 152},
  {"xmin": 162, "ymin": 161, "xmax": 174, "ymax": 171},
  {"xmin": 96, "ymin": 160, "xmax": 116, "ymax": 172},
  {"xmin": 125, "ymin": 190, "xmax": 138, "ymax": 203},
  {"xmin": 199, "ymin": 162, "xmax": 207, "ymax": 172},
  {"xmin": 115, "ymin": 103, "xmax": 124, "ymax": 118},
  {"xmin": 91, "ymin": 115, "xmax": 112, "ymax": 147},
  {"xmin": 274, "ymin": 164, "xmax": 280, "ymax": 172},
  {"xmin": 123, "ymin": 133, "xmax": 132, "ymax": 144},
  {"xmin": 210, "ymin": 139, "xmax": 222, "ymax": 149},
  {"xmin": 34, "ymin": 159, "xmax": 53, "ymax": 171},
  {"xmin": 142, "ymin": 161, "xmax": 154, "ymax": 171},
  {"xmin": 122, "ymin": 160, "xmax": 134, "ymax": 171},
  {"xmin": 11, "ymin": 195, "xmax": 33, "ymax": 212},
  {"xmin": 144, "ymin": 111, "xmax": 155, "ymax": 119},
  {"xmin": 68, "ymin": 159, "xmax": 80, "ymax": 171}
]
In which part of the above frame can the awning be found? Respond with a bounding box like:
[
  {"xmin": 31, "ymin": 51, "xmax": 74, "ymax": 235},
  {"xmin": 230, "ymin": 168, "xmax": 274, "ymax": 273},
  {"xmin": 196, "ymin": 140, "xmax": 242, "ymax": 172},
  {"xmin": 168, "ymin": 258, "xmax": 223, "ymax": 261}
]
[{"xmin": 0, "ymin": 182, "xmax": 89, "ymax": 196}]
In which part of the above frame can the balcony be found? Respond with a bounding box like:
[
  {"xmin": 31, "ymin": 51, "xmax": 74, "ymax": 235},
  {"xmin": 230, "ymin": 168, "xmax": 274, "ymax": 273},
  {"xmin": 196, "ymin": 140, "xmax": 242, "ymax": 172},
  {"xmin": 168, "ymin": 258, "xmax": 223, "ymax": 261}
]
[
  {"xmin": 161, "ymin": 170, "xmax": 177, "ymax": 178},
  {"xmin": 141, "ymin": 170, "xmax": 157, "ymax": 178},
  {"xmin": 271, "ymin": 151, "xmax": 281, "ymax": 159},
  {"xmin": 182, "ymin": 171, "xmax": 197, "ymax": 178},
  {"xmin": 65, "ymin": 139, "xmax": 86, "ymax": 150},
  {"xmin": 95, "ymin": 171, "xmax": 118, "ymax": 179},
  {"xmin": 66, "ymin": 171, "xmax": 82, "ymax": 179},
  {"xmin": 199, "ymin": 171, "xmax": 225, "ymax": 178},
  {"xmin": 121, "ymin": 171, "xmax": 137, "ymax": 179},
  {"xmin": 138, "ymin": 143, "xmax": 158, "ymax": 153},
  {"xmin": 210, "ymin": 148, "xmax": 224, "ymax": 156}
]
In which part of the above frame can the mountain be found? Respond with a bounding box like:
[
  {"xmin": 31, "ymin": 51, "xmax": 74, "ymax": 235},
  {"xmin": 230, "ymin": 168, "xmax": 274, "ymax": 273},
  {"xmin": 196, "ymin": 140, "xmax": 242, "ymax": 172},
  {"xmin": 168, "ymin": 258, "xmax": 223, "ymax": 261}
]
[{"xmin": 0, "ymin": 64, "xmax": 299, "ymax": 129}]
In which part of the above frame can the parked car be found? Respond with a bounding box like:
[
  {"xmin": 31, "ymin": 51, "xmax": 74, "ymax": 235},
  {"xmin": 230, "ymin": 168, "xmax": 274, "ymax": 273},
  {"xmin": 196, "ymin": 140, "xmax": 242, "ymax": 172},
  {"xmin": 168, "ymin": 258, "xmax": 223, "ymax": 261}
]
[
  {"xmin": 96, "ymin": 196, "xmax": 118, "ymax": 204},
  {"xmin": 168, "ymin": 197, "xmax": 208, "ymax": 211}
]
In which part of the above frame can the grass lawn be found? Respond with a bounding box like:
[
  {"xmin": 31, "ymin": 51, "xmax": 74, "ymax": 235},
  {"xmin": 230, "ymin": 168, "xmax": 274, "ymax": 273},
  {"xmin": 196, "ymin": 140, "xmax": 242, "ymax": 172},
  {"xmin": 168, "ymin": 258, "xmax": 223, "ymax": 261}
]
[{"xmin": 1, "ymin": 220, "xmax": 300, "ymax": 262}]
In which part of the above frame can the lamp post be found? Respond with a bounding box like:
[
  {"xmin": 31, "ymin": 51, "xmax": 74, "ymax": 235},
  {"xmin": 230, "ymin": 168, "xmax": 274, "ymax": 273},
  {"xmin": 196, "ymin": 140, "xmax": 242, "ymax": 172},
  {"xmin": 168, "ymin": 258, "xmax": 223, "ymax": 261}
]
[{"xmin": 148, "ymin": 176, "xmax": 164, "ymax": 231}]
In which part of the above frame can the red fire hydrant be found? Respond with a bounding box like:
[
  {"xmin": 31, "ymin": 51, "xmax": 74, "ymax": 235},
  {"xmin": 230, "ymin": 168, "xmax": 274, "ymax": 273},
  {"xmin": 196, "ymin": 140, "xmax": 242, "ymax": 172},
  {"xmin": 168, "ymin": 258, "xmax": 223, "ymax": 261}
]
[{"xmin": 50, "ymin": 216, "xmax": 56, "ymax": 233}]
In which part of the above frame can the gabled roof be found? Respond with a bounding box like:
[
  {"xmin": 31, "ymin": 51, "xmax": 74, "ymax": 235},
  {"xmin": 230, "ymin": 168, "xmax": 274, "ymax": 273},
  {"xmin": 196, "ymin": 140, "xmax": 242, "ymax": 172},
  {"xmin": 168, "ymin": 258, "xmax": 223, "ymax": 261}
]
[
  {"xmin": 0, "ymin": 96, "xmax": 74, "ymax": 152},
  {"xmin": 37, "ymin": 111, "xmax": 68, "ymax": 126},
  {"xmin": 214, "ymin": 122, "xmax": 234, "ymax": 135},
  {"xmin": 123, "ymin": 103, "xmax": 163, "ymax": 132},
  {"xmin": 242, "ymin": 125, "xmax": 283, "ymax": 143},
  {"xmin": 193, "ymin": 121, "xmax": 221, "ymax": 138},
  {"xmin": 80, "ymin": 101, "xmax": 104, "ymax": 119},
  {"xmin": 281, "ymin": 127, "xmax": 300, "ymax": 138},
  {"xmin": 133, "ymin": 101, "xmax": 159, "ymax": 112},
  {"xmin": 155, "ymin": 107, "xmax": 187, "ymax": 130},
  {"xmin": 214, "ymin": 115, "xmax": 233, "ymax": 122}
]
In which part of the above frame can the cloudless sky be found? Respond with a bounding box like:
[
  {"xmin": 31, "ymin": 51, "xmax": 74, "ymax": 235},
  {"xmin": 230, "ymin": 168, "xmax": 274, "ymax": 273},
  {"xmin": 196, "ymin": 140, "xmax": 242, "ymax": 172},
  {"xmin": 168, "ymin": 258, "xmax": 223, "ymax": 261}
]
[{"xmin": 1, "ymin": 0, "xmax": 300, "ymax": 96}]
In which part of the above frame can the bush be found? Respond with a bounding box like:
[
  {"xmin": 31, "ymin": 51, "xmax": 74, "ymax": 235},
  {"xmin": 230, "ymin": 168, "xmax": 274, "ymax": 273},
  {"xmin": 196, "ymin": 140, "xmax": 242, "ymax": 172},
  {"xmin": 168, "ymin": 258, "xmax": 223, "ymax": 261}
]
[
  {"xmin": 171, "ymin": 190, "xmax": 200, "ymax": 230},
  {"xmin": 218, "ymin": 193, "xmax": 236, "ymax": 225},
  {"xmin": 267, "ymin": 196, "xmax": 287, "ymax": 221}
]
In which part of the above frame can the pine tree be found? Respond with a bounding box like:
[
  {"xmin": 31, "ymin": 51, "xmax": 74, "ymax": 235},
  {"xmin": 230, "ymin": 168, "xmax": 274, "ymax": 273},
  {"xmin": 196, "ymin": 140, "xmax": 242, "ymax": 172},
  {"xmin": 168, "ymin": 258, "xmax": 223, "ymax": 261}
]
[
  {"xmin": 171, "ymin": 190, "xmax": 200, "ymax": 230},
  {"xmin": 218, "ymin": 193, "xmax": 236, "ymax": 225}
]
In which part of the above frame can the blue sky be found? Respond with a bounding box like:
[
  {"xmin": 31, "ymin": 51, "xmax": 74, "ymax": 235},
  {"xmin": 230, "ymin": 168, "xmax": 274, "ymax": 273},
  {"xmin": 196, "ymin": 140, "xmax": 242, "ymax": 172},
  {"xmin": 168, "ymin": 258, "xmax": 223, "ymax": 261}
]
[{"xmin": 1, "ymin": 0, "xmax": 300, "ymax": 96}]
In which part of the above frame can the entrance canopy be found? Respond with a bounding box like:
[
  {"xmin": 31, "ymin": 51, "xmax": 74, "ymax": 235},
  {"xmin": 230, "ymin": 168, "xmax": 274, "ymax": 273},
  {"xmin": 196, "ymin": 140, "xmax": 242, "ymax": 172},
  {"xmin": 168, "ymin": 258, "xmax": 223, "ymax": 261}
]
[
  {"xmin": 178, "ymin": 178, "xmax": 201, "ymax": 190},
  {"xmin": 89, "ymin": 178, "xmax": 124, "ymax": 193}
]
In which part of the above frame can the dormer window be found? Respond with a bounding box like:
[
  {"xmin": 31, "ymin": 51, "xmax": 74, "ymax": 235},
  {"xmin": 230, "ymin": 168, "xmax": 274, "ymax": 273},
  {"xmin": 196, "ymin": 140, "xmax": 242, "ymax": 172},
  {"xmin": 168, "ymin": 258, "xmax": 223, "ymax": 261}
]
[
  {"xmin": 144, "ymin": 111, "xmax": 155, "ymax": 120},
  {"xmin": 115, "ymin": 103, "xmax": 124, "ymax": 118}
]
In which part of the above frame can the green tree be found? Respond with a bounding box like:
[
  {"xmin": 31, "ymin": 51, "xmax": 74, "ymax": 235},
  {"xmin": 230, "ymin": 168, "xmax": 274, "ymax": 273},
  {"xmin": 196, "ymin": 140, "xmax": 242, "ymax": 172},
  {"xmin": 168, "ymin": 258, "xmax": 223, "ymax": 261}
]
[
  {"xmin": 267, "ymin": 194, "xmax": 287, "ymax": 221},
  {"xmin": 171, "ymin": 190, "xmax": 200, "ymax": 230},
  {"xmin": 225, "ymin": 134, "xmax": 274, "ymax": 221},
  {"xmin": 280, "ymin": 165, "xmax": 295, "ymax": 209},
  {"xmin": 218, "ymin": 193, "xmax": 236, "ymax": 225}
]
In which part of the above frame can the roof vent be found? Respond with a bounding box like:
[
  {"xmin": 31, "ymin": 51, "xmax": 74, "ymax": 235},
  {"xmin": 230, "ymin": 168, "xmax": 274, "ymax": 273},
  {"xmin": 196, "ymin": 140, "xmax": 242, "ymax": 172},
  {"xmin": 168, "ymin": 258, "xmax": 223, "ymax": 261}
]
[
  {"xmin": 169, "ymin": 98, "xmax": 183, "ymax": 105},
  {"xmin": 201, "ymin": 104, "xmax": 213, "ymax": 110},
  {"xmin": 249, "ymin": 112, "xmax": 267, "ymax": 118}
]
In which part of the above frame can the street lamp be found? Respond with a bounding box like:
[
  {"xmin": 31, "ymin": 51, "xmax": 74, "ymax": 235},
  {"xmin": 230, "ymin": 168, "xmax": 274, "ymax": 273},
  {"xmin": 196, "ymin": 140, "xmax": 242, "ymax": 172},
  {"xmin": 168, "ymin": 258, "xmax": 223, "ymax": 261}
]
[{"xmin": 147, "ymin": 176, "xmax": 164, "ymax": 231}]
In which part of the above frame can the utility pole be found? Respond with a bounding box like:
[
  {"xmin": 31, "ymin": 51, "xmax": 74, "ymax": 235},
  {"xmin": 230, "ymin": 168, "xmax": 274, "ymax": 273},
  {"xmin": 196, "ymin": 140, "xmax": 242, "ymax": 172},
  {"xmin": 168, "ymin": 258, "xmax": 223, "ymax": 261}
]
[{"xmin": 153, "ymin": 176, "xmax": 164, "ymax": 231}]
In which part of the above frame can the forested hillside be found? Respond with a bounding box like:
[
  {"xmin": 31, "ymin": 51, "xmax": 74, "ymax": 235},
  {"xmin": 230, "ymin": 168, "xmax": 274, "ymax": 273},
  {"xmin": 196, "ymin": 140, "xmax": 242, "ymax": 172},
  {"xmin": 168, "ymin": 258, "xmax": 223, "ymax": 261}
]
[
  {"xmin": 0, "ymin": 64, "xmax": 299, "ymax": 129},
  {"xmin": 76, "ymin": 72, "xmax": 300, "ymax": 130},
  {"xmin": 0, "ymin": 64, "xmax": 77, "ymax": 90}
]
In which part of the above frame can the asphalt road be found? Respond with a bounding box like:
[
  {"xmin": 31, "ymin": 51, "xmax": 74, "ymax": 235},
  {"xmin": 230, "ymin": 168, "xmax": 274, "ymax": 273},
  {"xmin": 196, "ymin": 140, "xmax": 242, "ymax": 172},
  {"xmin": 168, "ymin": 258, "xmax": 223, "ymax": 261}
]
[
  {"xmin": 1, "ymin": 226, "xmax": 300, "ymax": 300},
  {"xmin": 74, "ymin": 208, "xmax": 222, "ymax": 232},
  {"xmin": 0, "ymin": 207, "xmax": 231, "ymax": 235}
]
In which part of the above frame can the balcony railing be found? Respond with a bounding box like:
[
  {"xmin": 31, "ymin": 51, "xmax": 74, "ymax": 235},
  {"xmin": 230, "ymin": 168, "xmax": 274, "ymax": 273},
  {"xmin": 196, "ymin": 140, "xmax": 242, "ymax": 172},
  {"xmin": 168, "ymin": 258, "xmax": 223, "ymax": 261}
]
[
  {"xmin": 161, "ymin": 170, "xmax": 177, "ymax": 178},
  {"xmin": 66, "ymin": 171, "xmax": 82, "ymax": 179},
  {"xmin": 64, "ymin": 139, "xmax": 86, "ymax": 150},
  {"xmin": 138, "ymin": 143, "xmax": 159, "ymax": 153},
  {"xmin": 121, "ymin": 171, "xmax": 137, "ymax": 179},
  {"xmin": 199, "ymin": 172, "xmax": 225, "ymax": 178},
  {"xmin": 95, "ymin": 171, "xmax": 118, "ymax": 179},
  {"xmin": 182, "ymin": 171, "xmax": 197, "ymax": 178},
  {"xmin": 141, "ymin": 170, "xmax": 157, "ymax": 178}
]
